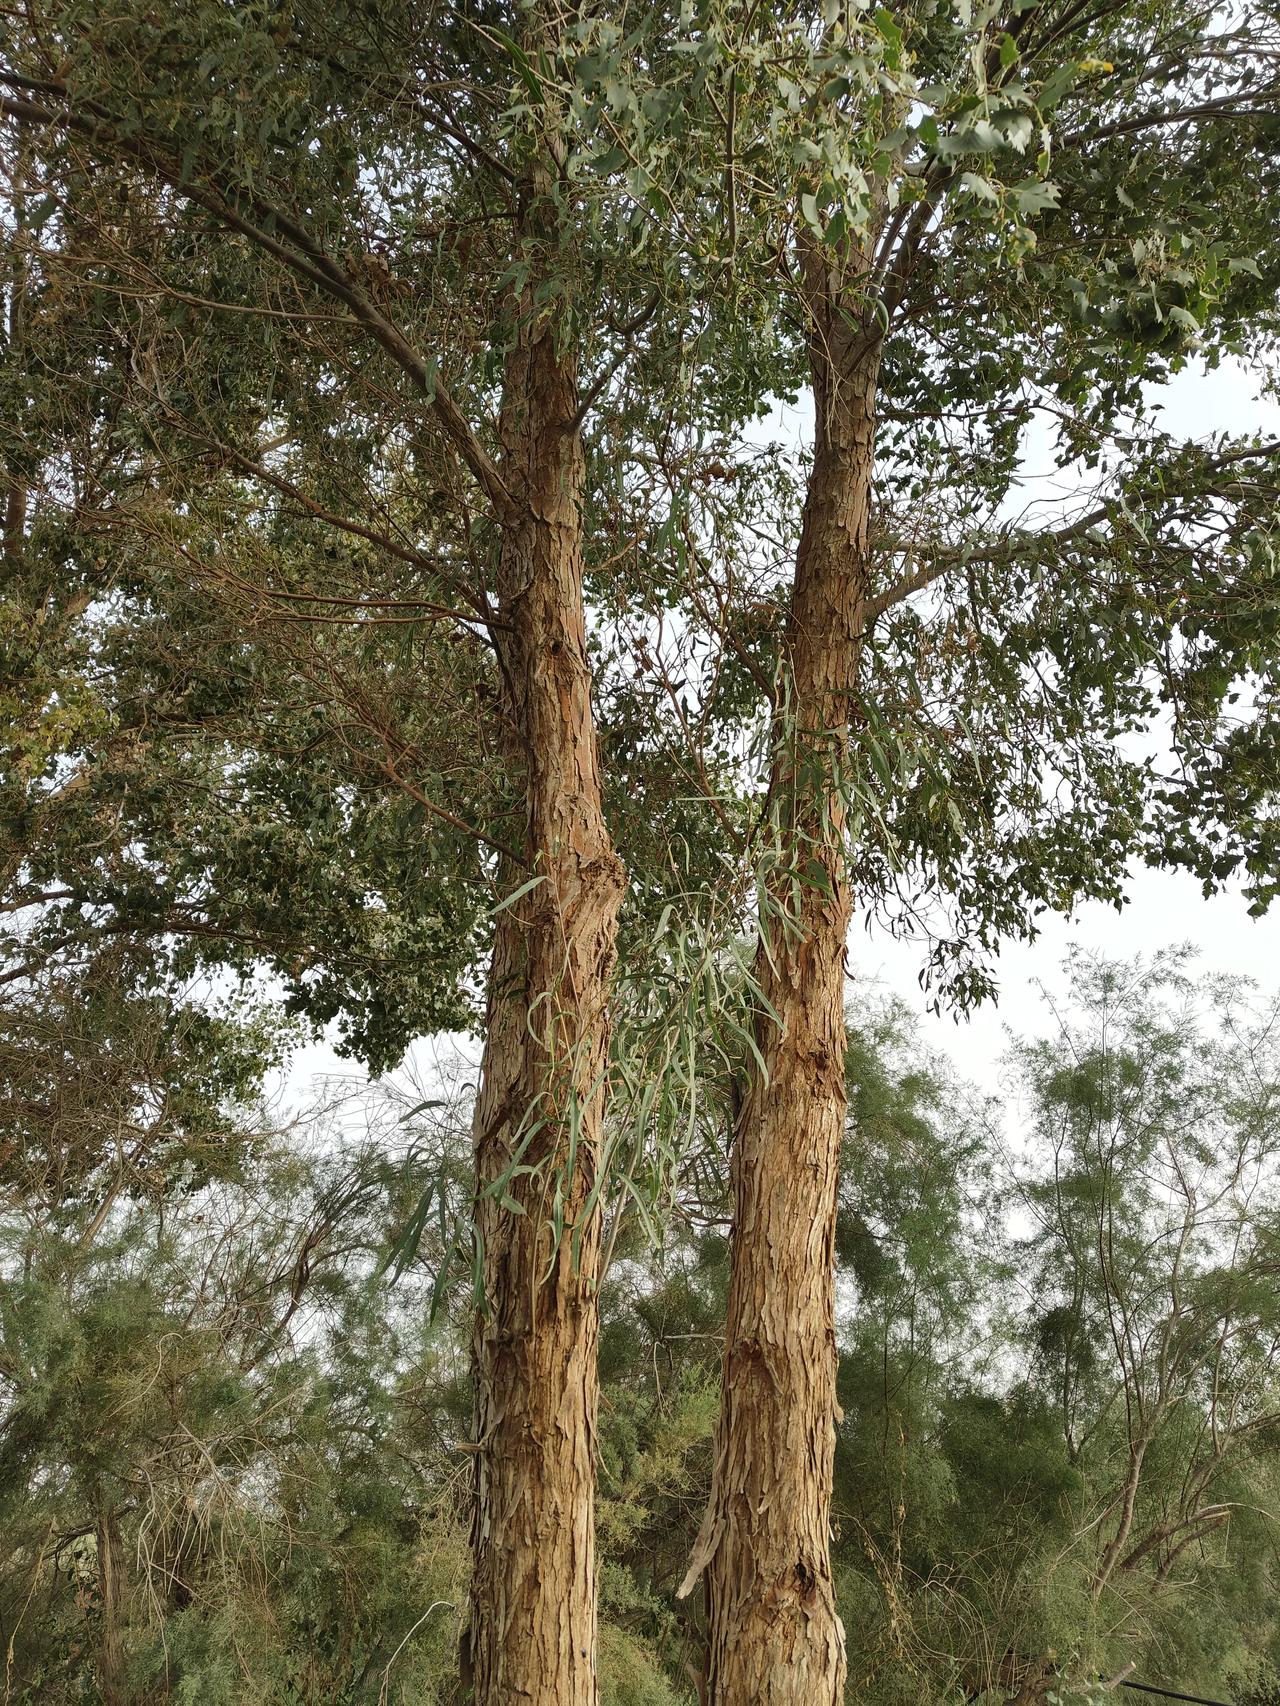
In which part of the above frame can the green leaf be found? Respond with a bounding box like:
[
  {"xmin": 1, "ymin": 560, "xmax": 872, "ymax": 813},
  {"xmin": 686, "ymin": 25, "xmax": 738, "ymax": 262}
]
[
  {"xmin": 1011, "ymin": 178, "xmax": 1061, "ymax": 215},
  {"xmin": 957, "ymin": 172, "xmax": 1000, "ymax": 203},
  {"xmin": 492, "ymin": 873, "xmax": 547, "ymax": 917},
  {"xmin": 489, "ymin": 26, "xmax": 545, "ymax": 104}
]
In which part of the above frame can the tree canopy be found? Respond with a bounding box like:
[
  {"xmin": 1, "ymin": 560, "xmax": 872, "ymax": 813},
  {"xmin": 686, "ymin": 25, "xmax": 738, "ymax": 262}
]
[{"xmin": 4, "ymin": 0, "xmax": 1280, "ymax": 1700}]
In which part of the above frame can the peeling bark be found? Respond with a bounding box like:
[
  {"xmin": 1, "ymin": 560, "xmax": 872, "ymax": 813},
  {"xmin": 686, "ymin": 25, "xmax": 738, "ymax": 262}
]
[
  {"xmin": 465, "ymin": 201, "xmax": 624, "ymax": 1705},
  {"xmin": 681, "ymin": 283, "xmax": 881, "ymax": 1702}
]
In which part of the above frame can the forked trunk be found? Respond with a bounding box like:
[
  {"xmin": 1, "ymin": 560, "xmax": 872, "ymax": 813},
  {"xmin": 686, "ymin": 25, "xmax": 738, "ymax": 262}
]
[
  {"xmin": 680, "ymin": 315, "xmax": 881, "ymax": 1703},
  {"xmin": 465, "ymin": 250, "xmax": 624, "ymax": 1703}
]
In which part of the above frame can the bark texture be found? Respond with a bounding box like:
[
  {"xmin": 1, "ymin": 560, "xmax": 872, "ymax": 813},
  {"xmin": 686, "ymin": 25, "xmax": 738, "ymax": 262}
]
[
  {"xmin": 465, "ymin": 204, "xmax": 624, "ymax": 1706},
  {"xmin": 680, "ymin": 289, "xmax": 881, "ymax": 1704},
  {"xmin": 96, "ymin": 1510, "xmax": 127, "ymax": 1706},
  {"xmin": 3, "ymin": 146, "xmax": 28, "ymax": 567}
]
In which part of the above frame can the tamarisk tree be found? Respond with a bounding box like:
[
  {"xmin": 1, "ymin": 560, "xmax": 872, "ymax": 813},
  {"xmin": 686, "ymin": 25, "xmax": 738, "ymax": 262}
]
[{"xmin": 1005, "ymin": 953, "xmax": 1280, "ymax": 1701}]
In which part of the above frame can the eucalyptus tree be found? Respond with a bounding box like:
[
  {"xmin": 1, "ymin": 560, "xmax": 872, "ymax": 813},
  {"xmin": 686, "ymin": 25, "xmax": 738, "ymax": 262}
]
[
  {"xmin": 635, "ymin": 4, "xmax": 1280, "ymax": 1699},
  {"xmin": 0, "ymin": 6, "xmax": 781, "ymax": 1701}
]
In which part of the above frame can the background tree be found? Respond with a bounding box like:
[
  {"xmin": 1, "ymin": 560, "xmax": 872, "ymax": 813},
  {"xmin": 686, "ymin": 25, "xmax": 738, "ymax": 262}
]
[
  {"xmin": 0, "ymin": 1072, "xmax": 479, "ymax": 1706},
  {"xmin": 824, "ymin": 958, "xmax": 1280, "ymax": 1706}
]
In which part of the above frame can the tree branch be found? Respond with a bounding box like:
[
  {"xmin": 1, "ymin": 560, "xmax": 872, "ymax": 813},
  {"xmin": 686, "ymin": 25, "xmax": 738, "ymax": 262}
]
[
  {"xmin": 0, "ymin": 83, "xmax": 516, "ymax": 519},
  {"xmin": 866, "ymin": 438, "xmax": 1280, "ymax": 621}
]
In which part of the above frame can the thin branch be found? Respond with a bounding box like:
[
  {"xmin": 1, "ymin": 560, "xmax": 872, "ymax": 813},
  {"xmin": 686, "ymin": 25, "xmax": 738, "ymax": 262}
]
[
  {"xmin": 866, "ymin": 438, "xmax": 1280, "ymax": 620},
  {"xmin": 1065, "ymin": 87, "xmax": 1280, "ymax": 149}
]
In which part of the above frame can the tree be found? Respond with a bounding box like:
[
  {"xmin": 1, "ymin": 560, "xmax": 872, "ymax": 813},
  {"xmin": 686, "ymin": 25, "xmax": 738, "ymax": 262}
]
[
  {"xmin": 822, "ymin": 958, "xmax": 1280, "ymax": 1706},
  {"xmin": 675, "ymin": 4, "xmax": 1280, "ymax": 1697},
  {"xmin": 0, "ymin": 7, "xmax": 772, "ymax": 1697},
  {"xmin": 0, "ymin": 1074, "xmax": 477, "ymax": 1706},
  {"xmin": 0, "ymin": 8, "xmax": 621, "ymax": 1690},
  {"xmin": 0, "ymin": 972, "xmax": 292, "ymax": 1705},
  {"xmin": 1003, "ymin": 953, "xmax": 1280, "ymax": 1701}
]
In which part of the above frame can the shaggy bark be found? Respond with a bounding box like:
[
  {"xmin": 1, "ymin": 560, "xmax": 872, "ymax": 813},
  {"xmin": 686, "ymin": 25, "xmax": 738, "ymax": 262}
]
[
  {"xmin": 680, "ymin": 279, "xmax": 881, "ymax": 1702},
  {"xmin": 465, "ymin": 203, "xmax": 624, "ymax": 1705}
]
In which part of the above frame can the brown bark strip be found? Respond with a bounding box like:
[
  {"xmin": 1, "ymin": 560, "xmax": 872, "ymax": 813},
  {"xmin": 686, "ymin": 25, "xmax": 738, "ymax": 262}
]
[
  {"xmin": 465, "ymin": 193, "xmax": 624, "ymax": 1706},
  {"xmin": 681, "ymin": 260, "xmax": 881, "ymax": 1703},
  {"xmin": 95, "ymin": 1510, "xmax": 127, "ymax": 1706}
]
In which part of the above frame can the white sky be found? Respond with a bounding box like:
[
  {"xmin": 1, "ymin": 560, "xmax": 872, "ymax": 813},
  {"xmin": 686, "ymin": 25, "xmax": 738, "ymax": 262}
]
[
  {"xmin": 861, "ymin": 866, "xmax": 1280, "ymax": 1095},
  {"xmin": 271, "ymin": 356, "xmax": 1280, "ymax": 1114}
]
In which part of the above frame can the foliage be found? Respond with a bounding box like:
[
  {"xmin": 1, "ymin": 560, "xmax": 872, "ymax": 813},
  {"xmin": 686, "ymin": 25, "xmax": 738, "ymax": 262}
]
[
  {"xmin": 3, "ymin": 0, "xmax": 1280, "ymax": 1698},
  {"xmin": 3, "ymin": 958, "xmax": 1280, "ymax": 1702}
]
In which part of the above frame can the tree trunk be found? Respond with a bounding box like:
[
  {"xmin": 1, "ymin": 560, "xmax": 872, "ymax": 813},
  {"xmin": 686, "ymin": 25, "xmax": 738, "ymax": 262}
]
[
  {"xmin": 96, "ymin": 1510, "xmax": 127, "ymax": 1706},
  {"xmin": 465, "ymin": 208, "xmax": 624, "ymax": 1705},
  {"xmin": 680, "ymin": 295, "xmax": 881, "ymax": 1703},
  {"xmin": 3, "ymin": 141, "xmax": 28, "ymax": 568},
  {"xmin": 1094, "ymin": 1436, "xmax": 1148, "ymax": 1595}
]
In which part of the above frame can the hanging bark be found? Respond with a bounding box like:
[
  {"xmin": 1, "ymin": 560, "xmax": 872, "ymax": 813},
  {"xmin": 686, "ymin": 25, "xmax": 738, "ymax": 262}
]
[
  {"xmin": 464, "ymin": 182, "xmax": 625, "ymax": 1705},
  {"xmin": 680, "ymin": 267, "xmax": 881, "ymax": 1704}
]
